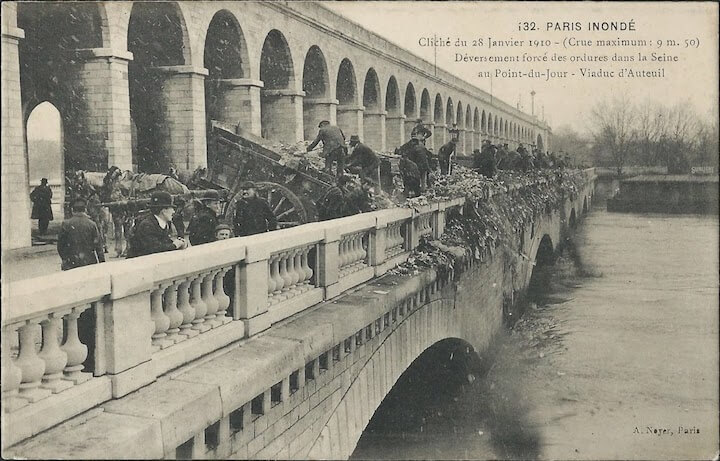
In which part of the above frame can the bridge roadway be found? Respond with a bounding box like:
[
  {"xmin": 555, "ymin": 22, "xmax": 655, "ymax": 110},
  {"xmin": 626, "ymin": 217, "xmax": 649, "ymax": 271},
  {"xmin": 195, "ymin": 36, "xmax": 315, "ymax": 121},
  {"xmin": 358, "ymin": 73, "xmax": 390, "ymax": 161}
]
[{"xmin": 1, "ymin": 170, "xmax": 596, "ymax": 459}]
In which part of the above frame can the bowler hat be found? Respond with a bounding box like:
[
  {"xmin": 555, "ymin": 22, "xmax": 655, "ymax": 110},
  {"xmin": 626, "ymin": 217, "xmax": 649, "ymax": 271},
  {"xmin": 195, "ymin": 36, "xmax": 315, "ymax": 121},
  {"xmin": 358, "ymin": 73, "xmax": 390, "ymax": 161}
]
[
  {"xmin": 149, "ymin": 191, "xmax": 175, "ymax": 209},
  {"xmin": 349, "ymin": 135, "xmax": 360, "ymax": 143},
  {"xmin": 238, "ymin": 181, "xmax": 256, "ymax": 190},
  {"xmin": 416, "ymin": 118, "xmax": 423, "ymax": 123},
  {"xmin": 198, "ymin": 190, "xmax": 220, "ymax": 202},
  {"xmin": 318, "ymin": 120, "xmax": 330, "ymax": 127}
]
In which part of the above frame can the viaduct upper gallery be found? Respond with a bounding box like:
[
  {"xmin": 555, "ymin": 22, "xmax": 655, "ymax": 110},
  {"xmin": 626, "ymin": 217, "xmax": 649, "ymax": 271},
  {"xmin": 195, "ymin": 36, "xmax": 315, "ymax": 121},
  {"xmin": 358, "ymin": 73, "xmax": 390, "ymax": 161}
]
[{"xmin": 1, "ymin": 1, "xmax": 551, "ymax": 250}]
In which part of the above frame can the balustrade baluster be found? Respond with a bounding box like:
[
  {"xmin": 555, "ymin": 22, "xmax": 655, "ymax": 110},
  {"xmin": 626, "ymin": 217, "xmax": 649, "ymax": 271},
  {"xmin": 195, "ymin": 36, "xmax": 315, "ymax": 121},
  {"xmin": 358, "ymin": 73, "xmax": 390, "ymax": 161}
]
[
  {"xmin": 177, "ymin": 278, "xmax": 199, "ymax": 338},
  {"xmin": 61, "ymin": 305, "xmax": 92, "ymax": 384},
  {"xmin": 190, "ymin": 273, "xmax": 211, "ymax": 332},
  {"xmin": 359, "ymin": 234, "xmax": 368, "ymax": 266},
  {"xmin": 39, "ymin": 313, "xmax": 72, "ymax": 393},
  {"xmin": 279, "ymin": 253, "xmax": 293, "ymax": 297},
  {"xmin": 302, "ymin": 247, "xmax": 314, "ymax": 290},
  {"xmin": 2, "ymin": 326, "xmax": 28, "ymax": 412},
  {"xmin": 214, "ymin": 267, "xmax": 232, "ymax": 324},
  {"xmin": 271, "ymin": 255, "xmax": 284, "ymax": 298},
  {"xmin": 202, "ymin": 270, "xmax": 220, "ymax": 327},
  {"xmin": 164, "ymin": 281, "xmax": 185, "ymax": 344},
  {"xmin": 267, "ymin": 258, "xmax": 277, "ymax": 296},
  {"xmin": 151, "ymin": 285, "xmax": 173, "ymax": 349},
  {"xmin": 350, "ymin": 234, "xmax": 360, "ymax": 269},
  {"xmin": 339, "ymin": 238, "xmax": 349, "ymax": 269},
  {"xmin": 289, "ymin": 249, "xmax": 302, "ymax": 294},
  {"xmin": 16, "ymin": 320, "xmax": 51, "ymax": 402}
]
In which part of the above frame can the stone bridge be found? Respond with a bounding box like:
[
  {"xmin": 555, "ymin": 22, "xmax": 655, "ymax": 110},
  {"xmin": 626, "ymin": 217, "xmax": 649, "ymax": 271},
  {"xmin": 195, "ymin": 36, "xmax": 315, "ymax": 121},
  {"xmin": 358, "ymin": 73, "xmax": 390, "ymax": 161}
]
[
  {"xmin": 2, "ymin": 1, "xmax": 551, "ymax": 249},
  {"xmin": 2, "ymin": 170, "xmax": 595, "ymax": 459}
]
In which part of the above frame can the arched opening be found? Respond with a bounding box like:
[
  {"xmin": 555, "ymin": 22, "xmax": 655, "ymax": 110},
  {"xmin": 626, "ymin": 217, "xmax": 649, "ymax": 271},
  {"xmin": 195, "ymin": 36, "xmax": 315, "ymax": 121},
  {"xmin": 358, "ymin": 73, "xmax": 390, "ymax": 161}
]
[
  {"xmin": 526, "ymin": 234, "xmax": 556, "ymax": 309},
  {"xmin": 26, "ymin": 102, "xmax": 64, "ymax": 218},
  {"xmin": 536, "ymin": 134, "xmax": 544, "ymax": 152},
  {"xmin": 419, "ymin": 89, "xmax": 431, "ymax": 122},
  {"xmin": 203, "ymin": 10, "xmax": 248, "ymax": 135},
  {"xmin": 445, "ymin": 97, "xmax": 454, "ymax": 128},
  {"xmin": 433, "ymin": 94, "xmax": 443, "ymax": 124},
  {"xmin": 260, "ymin": 30, "xmax": 295, "ymax": 141},
  {"xmin": 481, "ymin": 110, "xmax": 487, "ymax": 134},
  {"xmin": 362, "ymin": 68, "xmax": 381, "ymax": 111},
  {"xmin": 302, "ymin": 46, "xmax": 330, "ymax": 140},
  {"xmin": 18, "ymin": 2, "xmax": 104, "ymax": 172},
  {"xmin": 505, "ymin": 120, "xmax": 509, "ymax": 139},
  {"xmin": 353, "ymin": 338, "xmax": 480, "ymax": 459},
  {"xmin": 128, "ymin": 1, "xmax": 188, "ymax": 172},
  {"xmin": 498, "ymin": 117, "xmax": 504, "ymax": 138},
  {"xmin": 385, "ymin": 76, "xmax": 401, "ymax": 148},
  {"xmin": 336, "ymin": 58, "xmax": 357, "ymax": 105},
  {"xmin": 403, "ymin": 83, "xmax": 417, "ymax": 119},
  {"xmin": 456, "ymin": 102, "xmax": 464, "ymax": 128},
  {"xmin": 385, "ymin": 77, "xmax": 400, "ymax": 116},
  {"xmin": 569, "ymin": 208, "xmax": 577, "ymax": 229},
  {"xmin": 493, "ymin": 116, "xmax": 499, "ymax": 136}
]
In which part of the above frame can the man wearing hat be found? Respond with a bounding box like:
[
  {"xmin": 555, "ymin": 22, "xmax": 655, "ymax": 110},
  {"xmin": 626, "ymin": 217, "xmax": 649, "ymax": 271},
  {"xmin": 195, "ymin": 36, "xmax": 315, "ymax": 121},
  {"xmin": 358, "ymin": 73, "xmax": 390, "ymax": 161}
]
[
  {"xmin": 127, "ymin": 191, "xmax": 186, "ymax": 258},
  {"xmin": 214, "ymin": 223, "xmax": 233, "ymax": 241},
  {"xmin": 307, "ymin": 120, "xmax": 346, "ymax": 177},
  {"xmin": 187, "ymin": 191, "xmax": 221, "ymax": 246},
  {"xmin": 346, "ymin": 135, "xmax": 380, "ymax": 185},
  {"xmin": 411, "ymin": 118, "xmax": 432, "ymax": 144},
  {"xmin": 30, "ymin": 177, "xmax": 53, "ymax": 234},
  {"xmin": 233, "ymin": 181, "xmax": 278, "ymax": 237},
  {"xmin": 57, "ymin": 199, "xmax": 105, "ymax": 270}
]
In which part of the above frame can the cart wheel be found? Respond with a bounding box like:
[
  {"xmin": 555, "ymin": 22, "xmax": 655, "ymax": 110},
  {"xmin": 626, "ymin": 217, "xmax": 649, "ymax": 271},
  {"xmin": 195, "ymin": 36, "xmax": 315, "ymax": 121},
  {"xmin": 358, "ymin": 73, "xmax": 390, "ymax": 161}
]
[{"xmin": 226, "ymin": 181, "xmax": 307, "ymax": 229}]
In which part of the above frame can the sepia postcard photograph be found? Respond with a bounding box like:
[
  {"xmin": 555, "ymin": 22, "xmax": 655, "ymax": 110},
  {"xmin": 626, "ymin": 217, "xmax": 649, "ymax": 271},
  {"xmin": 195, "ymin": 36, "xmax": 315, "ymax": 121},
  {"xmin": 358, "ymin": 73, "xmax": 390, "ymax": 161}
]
[{"xmin": 1, "ymin": 1, "xmax": 718, "ymax": 460}]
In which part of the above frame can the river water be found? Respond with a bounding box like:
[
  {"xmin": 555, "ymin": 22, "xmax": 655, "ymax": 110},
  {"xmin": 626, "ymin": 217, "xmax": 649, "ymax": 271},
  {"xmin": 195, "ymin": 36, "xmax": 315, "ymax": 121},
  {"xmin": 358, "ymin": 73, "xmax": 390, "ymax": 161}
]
[{"xmin": 352, "ymin": 209, "xmax": 719, "ymax": 460}]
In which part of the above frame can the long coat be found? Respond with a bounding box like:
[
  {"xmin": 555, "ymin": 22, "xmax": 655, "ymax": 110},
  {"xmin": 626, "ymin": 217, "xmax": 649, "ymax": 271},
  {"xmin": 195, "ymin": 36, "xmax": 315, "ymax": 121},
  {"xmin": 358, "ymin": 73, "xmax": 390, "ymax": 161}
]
[
  {"xmin": 307, "ymin": 125, "xmax": 346, "ymax": 156},
  {"xmin": 30, "ymin": 184, "xmax": 53, "ymax": 221},
  {"xmin": 187, "ymin": 206, "xmax": 219, "ymax": 246},
  {"xmin": 127, "ymin": 214, "xmax": 177, "ymax": 258},
  {"xmin": 57, "ymin": 212, "xmax": 105, "ymax": 270},
  {"xmin": 233, "ymin": 196, "xmax": 278, "ymax": 237}
]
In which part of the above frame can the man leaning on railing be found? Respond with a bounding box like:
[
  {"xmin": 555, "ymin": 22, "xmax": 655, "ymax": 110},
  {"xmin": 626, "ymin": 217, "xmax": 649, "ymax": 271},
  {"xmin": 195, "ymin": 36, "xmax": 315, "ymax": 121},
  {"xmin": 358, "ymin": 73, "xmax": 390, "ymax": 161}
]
[{"xmin": 126, "ymin": 191, "xmax": 187, "ymax": 258}]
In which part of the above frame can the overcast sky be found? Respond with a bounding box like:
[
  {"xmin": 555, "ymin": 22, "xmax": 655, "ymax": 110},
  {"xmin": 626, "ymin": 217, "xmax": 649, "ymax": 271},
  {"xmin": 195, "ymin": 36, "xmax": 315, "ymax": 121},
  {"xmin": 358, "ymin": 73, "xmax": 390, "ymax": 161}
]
[{"xmin": 325, "ymin": 1, "xmax": 718, "ymax": 135}]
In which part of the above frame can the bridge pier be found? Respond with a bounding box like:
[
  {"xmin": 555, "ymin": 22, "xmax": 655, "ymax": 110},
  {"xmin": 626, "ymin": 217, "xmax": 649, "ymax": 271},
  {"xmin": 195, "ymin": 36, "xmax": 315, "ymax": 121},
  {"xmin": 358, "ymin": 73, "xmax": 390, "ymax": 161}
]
[
  {"xmin": 385, "ymin": 114, "xmax": 406, "ymax": 150},
  {"xmin": 336, "ymin": 104, "xmax": 364, "ymax": 140},
  {"xmin": 216, "ymin": 79, "xmax": 264, "ymax": 137},
  {"xmin": 303, "ymin": 98, "xmax": 338, "ymax": 141},
  {"xmin": 362, "ymin": 110, "xmax": 386, "ymax": 152}
]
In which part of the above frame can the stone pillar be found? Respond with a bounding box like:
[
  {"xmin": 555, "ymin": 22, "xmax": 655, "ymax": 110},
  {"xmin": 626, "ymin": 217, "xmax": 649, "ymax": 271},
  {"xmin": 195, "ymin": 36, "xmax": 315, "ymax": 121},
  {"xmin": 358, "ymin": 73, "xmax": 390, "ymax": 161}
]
[
  {"xmin": 466, "ymin": 129, "xmax": 475, "ymax": 154},
  {"xmin": 403, "ymin": 118, "xmax": 415, "ymax": 141},
  {"xmin": 385, "ymin": 114, "xmax": 406, "ymax": 151},
  {"xmin": 474, "ymin": 130, "xmax": 481, "ymax": 151},
  {"xmin": 457, "ymin": 128, "xmax": 467, "ymax": 155},
  {"xmin": 261, "ymin": 89, "xmax": 304, "ymax": 143},
  {"xmin": 153, "ymin": 66, "xmax": 209, "ymax": 170},
  {"xmin": 76, "ymin": 48, "xmax": 134, "ymax": 170},
  {"xmin": 303, "ymin": 97, "xmax": 338, "ymax": 141},
  {"xmin": 1, "ymin": 8, "xmax": 31, "ymax": 249},
  {"xmin": 363, "ymin": 110, "xmax": 386, "ymax": 152},
  {"xmin": 216, "ymin": 78, "xmax": 264, "ymax": 137},
  {"xmin": 425, "ymin": 122, "xmax": 436, "ymax": 152},
  {"xmin": 435, "ymin": 123, "xmax": 447, "ymax": 147},
  {"xmin": 336, "ymin": 104, "xmax": 364, "ymax": 140}
]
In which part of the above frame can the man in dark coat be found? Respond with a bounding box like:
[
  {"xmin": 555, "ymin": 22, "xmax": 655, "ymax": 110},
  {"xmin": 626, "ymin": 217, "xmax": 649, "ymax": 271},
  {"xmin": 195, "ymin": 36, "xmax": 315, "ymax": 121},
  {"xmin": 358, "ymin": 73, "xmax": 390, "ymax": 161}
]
[
  {"xmin": 347, "ymin": 135, "xmax": 380, "ymax": 185},
  {"xmin": 57, "ymin": 199, "xmax": 105, "ymax": 270},
  {"xmin": 187, "ymin": 194, "xmax": 221, "ymax": 246},
  {"xmin": 233, "ymin": 181, "xmax": 278, "ymax": 236},
  {"xmin": 474, "ymin": 145, "xmax": 497, "ymax": 178},
  {"xmin": 411, "ymin": 118, "xmax": 432, "ymax": 145},
  {"xmin": 127, "ymin": 191, "xmax": 187, "ymax": 258},
  {"xmin": 397, "ymin": 138, "xmax": 430, "ymax": 189},
  {"xmin": 399, "ymin": 152, "xmax": 422, "ymax": 198},
  {"xmin": 307, "ymin": 120, "xmax": 347, "ymax": 177},
  {"xmin": 438, "ymin": 139, "xmax": 457, "ymax": 175},
  {"xmin": 30, "ymin": 178, "xmax": 53, "ymax": 234}
]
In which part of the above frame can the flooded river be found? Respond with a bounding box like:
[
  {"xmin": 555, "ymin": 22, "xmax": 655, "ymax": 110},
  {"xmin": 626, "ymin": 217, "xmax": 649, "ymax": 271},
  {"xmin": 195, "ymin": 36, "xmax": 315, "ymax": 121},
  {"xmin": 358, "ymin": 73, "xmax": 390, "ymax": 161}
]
[{"xmin": 352, "ymin": 210, "xmax": 719, "ymax": 460}]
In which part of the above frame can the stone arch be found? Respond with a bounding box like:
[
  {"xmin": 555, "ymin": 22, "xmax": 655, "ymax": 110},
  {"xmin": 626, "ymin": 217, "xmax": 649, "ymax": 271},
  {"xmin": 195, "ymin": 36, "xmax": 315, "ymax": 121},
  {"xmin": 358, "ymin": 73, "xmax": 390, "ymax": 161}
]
[
  {"xmin": 18, "ymin": 2, "xmax": 107, "ymax": 172},
  {"xmin": 203, "ymin": 9, "xmax": 250, "ymax": 134},
  {"xmin": 336, "ymin": 58, "xmax": 357, "ymax": 106},
  {"xmin": 481, "ymin": 110, "xmax": 487, "ymax": 133},
  {"xmin": 419, "ymin": 89, "xmax": 431, "ymax": 122},
  {"xmin": 403, "ymin": 82, "xmax": 417, "ymax": 118},
  {"xmin": 385, "ymin": 76, "xmax": 400, "ymax": 116},
  {"xmin": 493, "ymin": 115, "xmax": 499, "ymax": 136},
  {"xmin": 25, "ymin": 101, "xmax": 65, "ymax": 218},
  {"xmin": 466, "ymin": 105, "xmax": 472, "ymax": 130},
  {"xmin": 308, "ymin": 296, "xmax": 481, "ymax": 460},
  {"xmin": 473, "ymin": 108, "xmax": 481, "ymax": 149},
  {"xmin": 362, "ymin": 68, "xmax": 381, "ymax": 111},
  {"xmin": 536, "ymin": 133, "xmax": 544, "ymax": 152},
  {"xmin": 260, "ymin": 29, "xmax": 296, "ymax": 141},
  {"xmin": 456, "ymin": 101, "xmax": 464, "ymax": 128},
  {"xmin": 302, "ymin": 45, "xmax": 331, "ymax": 140},
  {"xmin": 128, "ymin": 1, "xmax": 192, "ymax": 172},
  {"xmin": 433, "ymin": 94, "xmax": 443, "ymax": 124},
  {"xmin": 445, "ymin": 97, "xmax": 454, "ymax": 126},
  {"xmin": 505, "ymin": 120, "xmax": 509, "ymax": 139}
]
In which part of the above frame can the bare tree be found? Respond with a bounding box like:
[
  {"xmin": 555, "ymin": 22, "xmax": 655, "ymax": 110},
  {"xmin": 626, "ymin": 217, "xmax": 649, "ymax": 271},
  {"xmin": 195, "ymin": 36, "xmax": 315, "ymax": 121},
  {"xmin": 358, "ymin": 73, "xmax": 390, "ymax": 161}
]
[{"xmin": 588, "ymin": 96, "xmax": 636, "ymax": 175}]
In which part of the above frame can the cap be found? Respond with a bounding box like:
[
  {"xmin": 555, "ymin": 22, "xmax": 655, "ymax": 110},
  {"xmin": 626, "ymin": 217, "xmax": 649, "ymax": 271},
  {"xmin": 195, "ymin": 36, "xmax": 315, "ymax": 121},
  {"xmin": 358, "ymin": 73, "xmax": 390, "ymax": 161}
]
[
  {"xmin": 214, "ymin": 223, "xmax": 232, "ymax": 233},
  {"xmin": 149, "ymin": 191, "xmax": 175, "ymax": 209},
  {"xmin": 349, "ymin": 135, "xmax": 360, "ymax": 143}
]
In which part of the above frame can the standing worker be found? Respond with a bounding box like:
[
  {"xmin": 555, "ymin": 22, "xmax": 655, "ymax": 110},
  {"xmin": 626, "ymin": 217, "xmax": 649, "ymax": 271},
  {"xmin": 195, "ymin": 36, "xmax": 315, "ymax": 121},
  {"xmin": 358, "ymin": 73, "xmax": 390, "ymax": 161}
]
[
  {"xmin": 126, "ymin": 191, "xmax": 187, "ymax": 258},
  {"xmin": 397, "ymin": 138, "xmax": 431, "ymax": 189},
  {"xmin": 57, "ymin": 199, "xmax": 105, "ymax": 270},
  {"xmin": 473, "ymin": 146, "xmax": 497, "ymax": 178},
  {"xmin": 30, "ymin": 178, "xmax": 53, "ymax": 235},
  {"xmin": 307, "ymin": 120, "xmax": 346, "ymax": 177},
  {"xmin": 438, "ymin": 138, "xmax": 457, "ymax": 175},
  {"xmin": 346, "ymin": 135, "xmax": 380, "ymax": 185},
  {"xmin": 233, "ymin": 181, "xmax": 278, "ymax": 236},
  {"xmin": 398, "ymin": 150, "xmax": 422, "ymax": 198},
  {"xmin": 187, "ymin": 192, "xmax": 221, "ymax": 246}
]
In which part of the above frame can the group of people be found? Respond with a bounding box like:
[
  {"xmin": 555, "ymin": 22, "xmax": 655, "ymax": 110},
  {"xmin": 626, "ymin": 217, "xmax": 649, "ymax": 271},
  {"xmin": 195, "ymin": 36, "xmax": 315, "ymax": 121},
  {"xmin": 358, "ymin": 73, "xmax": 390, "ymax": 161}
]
[
  {"xmin": 472, "ymin": 141, "xmax": 575, "ymax": 178},
  {"xmin": 54, "ymin": 180, "xmax": 278, "ymax": 270}
]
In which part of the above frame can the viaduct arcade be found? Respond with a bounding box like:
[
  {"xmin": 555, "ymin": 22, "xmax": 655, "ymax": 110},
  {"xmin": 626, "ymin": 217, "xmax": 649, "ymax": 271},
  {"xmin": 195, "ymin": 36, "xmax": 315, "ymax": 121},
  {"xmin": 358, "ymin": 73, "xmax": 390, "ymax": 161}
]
[{"xmin": 2, "ymin": 1, "xmax": 551, "ymax": 250}]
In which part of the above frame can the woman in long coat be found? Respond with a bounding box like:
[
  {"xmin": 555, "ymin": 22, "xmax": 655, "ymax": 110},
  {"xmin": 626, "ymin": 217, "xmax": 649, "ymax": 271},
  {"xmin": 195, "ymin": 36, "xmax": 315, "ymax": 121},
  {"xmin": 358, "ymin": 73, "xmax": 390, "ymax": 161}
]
[{"xmin": 30, "ymin": 178, "xmax": 53, "ymax": 234}]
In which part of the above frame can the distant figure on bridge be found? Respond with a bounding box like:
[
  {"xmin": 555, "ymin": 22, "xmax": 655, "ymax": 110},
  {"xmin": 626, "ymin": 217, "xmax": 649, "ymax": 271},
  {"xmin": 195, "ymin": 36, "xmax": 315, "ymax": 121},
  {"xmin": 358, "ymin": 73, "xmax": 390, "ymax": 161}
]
[
  {"xmin": 438, "ymin": 138, "xmax": 457, "ymax": 175},
  {"xmin": 233, "ymin": 181, "xmax": 278, "ymax": 236},
  {"xmin": 57, "ymin": 199, "xmax": 105, "ymax": 270},
  {"xmin": 411, "ymin": 118, "xmax": 432, "ymax": 145},
  {"xmin": 398, "ymin": 150, "xmax": 422, "ymax": 198},
  {"xmin": 30, "ymin": 178, "xmax": 53, "ymax": 234},
  {"xmin": 397, "ymin": 138, "xmax": 430, "ymax": 189},
  {"xmin": 187, "ymin": 192, "xmax": 221, "ymax": 246},
  {"xmin": 126, "ymin": 191, "xmax": 187, "ymax": 258},
  {"xmin": 307, "ymin": 120, "xmax": 346, "ymax": 177},
  {"xmin": 346, "ymin": 135, "xmax": 380, "ymax": 185},
  {"xmin": 473, "ymin": 145, "xmax": 497, "ymax": 178},
  {"xmin": 517, "ymin": 144, "xmax": 534, "ymax": 172}
]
